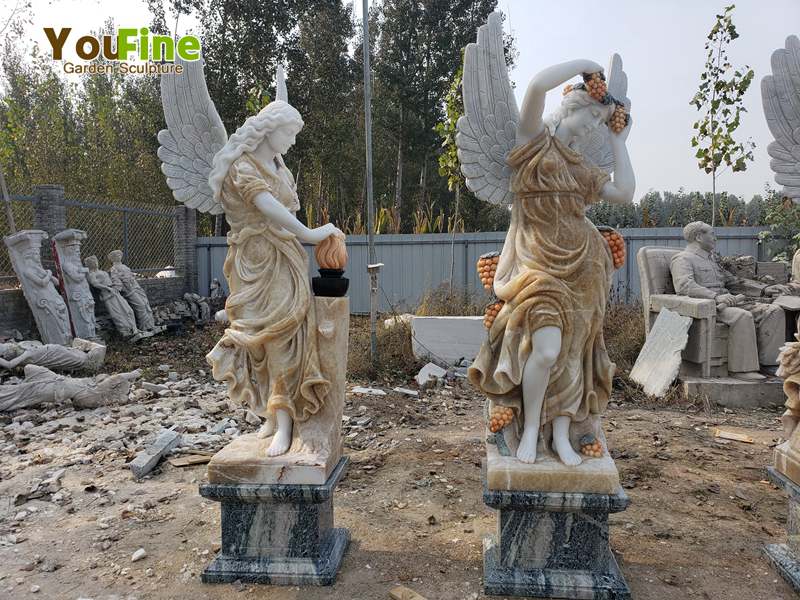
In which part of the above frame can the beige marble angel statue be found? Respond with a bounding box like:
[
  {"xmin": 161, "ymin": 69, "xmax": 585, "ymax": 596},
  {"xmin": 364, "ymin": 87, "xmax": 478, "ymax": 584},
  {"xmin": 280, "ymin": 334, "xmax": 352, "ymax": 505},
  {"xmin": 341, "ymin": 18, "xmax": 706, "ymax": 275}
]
[
  {"xmin": 457, "ymin": 13, "xmax": 635, "ymax": 465},
  {"xmin": 158, "ymin": 61, "xmax": 342, "ymax": 457}
]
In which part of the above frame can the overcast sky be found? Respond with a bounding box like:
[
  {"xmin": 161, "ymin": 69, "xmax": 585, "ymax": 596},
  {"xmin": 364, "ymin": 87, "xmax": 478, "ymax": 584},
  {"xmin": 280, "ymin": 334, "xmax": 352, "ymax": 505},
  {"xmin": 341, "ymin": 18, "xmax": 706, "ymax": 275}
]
[{"xmin": 7, "ymin": 0, "xmax": 800, "ymax": 202}]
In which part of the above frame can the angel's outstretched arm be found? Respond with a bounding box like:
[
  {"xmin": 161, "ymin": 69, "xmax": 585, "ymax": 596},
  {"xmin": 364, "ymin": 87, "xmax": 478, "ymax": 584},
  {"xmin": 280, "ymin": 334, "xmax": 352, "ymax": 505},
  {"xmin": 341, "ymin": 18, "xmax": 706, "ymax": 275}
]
[
  {"xmin": 253, "ymin": 192, "xmax": 343, "ymax": 244},
  {"xmin": 517, "ymin": 59, "xmax": 604, "ymax": 144},
  {"xmin": 600, "ymin": 120, "xmax": 635, "ymax": 205}
]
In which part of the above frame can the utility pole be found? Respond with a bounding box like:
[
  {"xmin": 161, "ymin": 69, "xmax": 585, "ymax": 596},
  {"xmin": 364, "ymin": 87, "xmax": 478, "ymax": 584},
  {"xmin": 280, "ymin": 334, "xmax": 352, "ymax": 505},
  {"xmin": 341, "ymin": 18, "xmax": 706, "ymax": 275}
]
[
  {"xmin": 0, "ymin": 168, "xmax": 16, "ymax": 235},
  {"xmin": 362, "ymin": 0, "xmax": 380, "ymax": 370}
]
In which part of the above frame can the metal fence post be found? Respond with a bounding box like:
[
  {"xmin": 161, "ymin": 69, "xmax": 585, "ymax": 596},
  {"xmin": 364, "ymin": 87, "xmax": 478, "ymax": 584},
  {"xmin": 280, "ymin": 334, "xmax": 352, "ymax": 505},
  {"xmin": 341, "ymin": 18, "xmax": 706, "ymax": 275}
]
[
  {"xmin": 32, "ymin": 184, "xmax": 66, "ymax": 270},
  {"xmin": 122, "ymin": 209, "xmax": 130, "ymax": 263}
]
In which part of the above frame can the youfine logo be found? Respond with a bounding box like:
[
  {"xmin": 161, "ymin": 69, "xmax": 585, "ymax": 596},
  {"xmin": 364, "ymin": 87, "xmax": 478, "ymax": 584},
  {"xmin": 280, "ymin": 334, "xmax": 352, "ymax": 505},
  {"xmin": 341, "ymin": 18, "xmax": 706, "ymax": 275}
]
[{"xmin": 43, "ymin": 27, "xmax": 201, "ymax": 75}]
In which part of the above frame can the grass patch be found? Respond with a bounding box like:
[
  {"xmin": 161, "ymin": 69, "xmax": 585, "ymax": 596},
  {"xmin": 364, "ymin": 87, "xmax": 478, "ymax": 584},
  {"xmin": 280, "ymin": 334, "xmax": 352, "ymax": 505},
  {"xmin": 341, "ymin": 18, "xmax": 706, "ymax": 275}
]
[{"xmin": 415, "ymin": 283, "xmax": 486, "ymax": 316}]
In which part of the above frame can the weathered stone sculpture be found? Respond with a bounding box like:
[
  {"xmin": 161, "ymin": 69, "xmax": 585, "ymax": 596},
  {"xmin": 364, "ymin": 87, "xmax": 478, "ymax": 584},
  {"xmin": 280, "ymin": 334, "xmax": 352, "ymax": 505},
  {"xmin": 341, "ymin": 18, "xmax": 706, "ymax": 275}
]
[
  {"xmin": 0, "ymin": 337, "xmax": 105, "ymax": 372},
  {"xmin": 456, "ymin": 12, "xmax": 635, "ymax": 598},
  {"xmin": 0, "ymin": 364, "xmax": 140, "ymax": 411},
  {"xmin": 209, "ymin": 278, "xmax": 223, "ymax": 298},
  {"xmin": 107, "ymin": 250, "xmax": 155, "ymax": 331},
  {"xmin": 183, "ymin": 293, "xmax": 211, "ymax": 321},
  {"xmin": 762, "ymin": 35, "xmax": 800, "ymax": 203},
  {"xmin": 760, "ymin": 34, "xmax": 800, "ymax": 593},
  {"xmin": 54, "ymin": 229, "xmax": 97, "ymax": 340},
  {"xmin": 84, "ymin": 255, "xmax": 140, "ymax": 338},
  {"xmin": 766, "ymin": 333, "xmax": 800, "ymax": 592},
  {"xmin": 158, "ymin": 58, "xmax": 349, "ymax": 585},
  {"xmin": 4, "ymin": 230, "xmax": 71, "ymax": 345},
  {"xmin": 670, "ymin": 221, "xmax": 785, "ymax": 379}
]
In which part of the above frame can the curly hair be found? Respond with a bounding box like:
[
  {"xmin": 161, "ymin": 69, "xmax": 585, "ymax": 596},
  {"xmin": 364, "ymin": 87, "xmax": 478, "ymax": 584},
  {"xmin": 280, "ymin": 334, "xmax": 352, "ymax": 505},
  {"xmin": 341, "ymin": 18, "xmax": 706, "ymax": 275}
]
[
  {"xmin": 544, "ymin": 88, "xmax": 615, "ymax": 137},
  {"xmin": 208, "ymin": 100, "xmax": 304, "ymax": 201}
]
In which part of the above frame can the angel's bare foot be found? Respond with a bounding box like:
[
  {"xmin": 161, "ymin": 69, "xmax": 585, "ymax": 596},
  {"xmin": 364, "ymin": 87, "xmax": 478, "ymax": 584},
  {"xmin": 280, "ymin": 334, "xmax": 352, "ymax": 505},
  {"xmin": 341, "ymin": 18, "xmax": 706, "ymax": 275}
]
[
  {"xmin": 256, "ymin": 415, "xmax": 274, "ymax": 439},
  {"xmin": 553, "ymin": 416, "xmax": 582, "ymax": 466},
  {"xmin": 266, "ymin": 409, "xmax": 292, "ymax": 457},
  {"xmin": 516, "ymin": 427, "xmax": 538, "ymax": 464}
]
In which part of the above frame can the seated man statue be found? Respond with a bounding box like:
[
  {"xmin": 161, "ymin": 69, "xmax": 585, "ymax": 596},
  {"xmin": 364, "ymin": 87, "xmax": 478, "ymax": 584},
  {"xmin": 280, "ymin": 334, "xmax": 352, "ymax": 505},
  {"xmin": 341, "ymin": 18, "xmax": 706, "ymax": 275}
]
[{"xmin": 670, "ymin": 221, "xmax": 786, "ymax": 380}]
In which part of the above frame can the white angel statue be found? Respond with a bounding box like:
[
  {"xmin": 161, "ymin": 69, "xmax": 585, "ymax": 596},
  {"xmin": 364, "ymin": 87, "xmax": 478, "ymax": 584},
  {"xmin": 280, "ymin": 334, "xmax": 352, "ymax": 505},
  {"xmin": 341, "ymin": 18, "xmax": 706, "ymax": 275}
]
[
  {"xmin": 458, "ymin": 13, "xmax": 635, "ymax": 466},
  {"xmin": 158, "ymin": 60, "xmax": 343, "ymax": 457},
  {"xmin": 762, "ymin": 35, "xmax": 800, "ymax": 204}
]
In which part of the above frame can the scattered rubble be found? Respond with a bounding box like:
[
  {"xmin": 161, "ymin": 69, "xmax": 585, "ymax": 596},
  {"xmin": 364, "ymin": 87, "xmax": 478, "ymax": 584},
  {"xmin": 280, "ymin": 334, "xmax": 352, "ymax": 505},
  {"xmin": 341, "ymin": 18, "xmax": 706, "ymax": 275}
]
[
  {"xmin": 415, "ymin": 362, "xmax": 447, "ymax": 388},
  {"xmin": 129, "ymin": 429, "xmax": 182, "ymax": 479}
]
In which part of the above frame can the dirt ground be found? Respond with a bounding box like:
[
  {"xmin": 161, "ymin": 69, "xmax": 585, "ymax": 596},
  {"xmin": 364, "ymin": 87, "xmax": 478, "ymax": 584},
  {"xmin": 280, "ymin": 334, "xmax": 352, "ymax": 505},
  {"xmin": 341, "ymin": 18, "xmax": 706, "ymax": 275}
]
[{"xmin": 0, "ymin": 324, "xmax": 796, "ymax": 600}]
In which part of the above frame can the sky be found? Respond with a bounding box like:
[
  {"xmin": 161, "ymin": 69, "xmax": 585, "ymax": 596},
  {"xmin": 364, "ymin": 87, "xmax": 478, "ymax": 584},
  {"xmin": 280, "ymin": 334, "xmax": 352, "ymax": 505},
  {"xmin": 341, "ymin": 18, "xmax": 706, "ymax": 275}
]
[{"xmin": 4, "ymin": 0, "xmax": 800, "ymax": 203}]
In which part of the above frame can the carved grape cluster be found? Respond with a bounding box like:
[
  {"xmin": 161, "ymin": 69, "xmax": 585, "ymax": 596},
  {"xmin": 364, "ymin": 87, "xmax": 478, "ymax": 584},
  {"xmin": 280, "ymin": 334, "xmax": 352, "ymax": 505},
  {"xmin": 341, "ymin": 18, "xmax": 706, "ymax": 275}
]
[
  {"xmin": 609, "ymin": 103, "xmax": 628, "ymax": 134},
  {"xmin": 489, "ymin": 406, "xmax": 514, "ymax": 433},
  {"xmin": 601, "ymin": 229, "xmax": 626, "ymax": 269},
  {"xmin": 477, "ymin": 252, "xmax": 499, "ymax": 290},
  {"xmin": 483, "ymin": 300, "xmax": 504, "ymax": 329},
  {"xmin": 580, "ymin": 433, "xmax": 604, "ymax": 458},
  {"xmin": 583, "ymin": 72, "xmax": 607, "ymax": 102}
]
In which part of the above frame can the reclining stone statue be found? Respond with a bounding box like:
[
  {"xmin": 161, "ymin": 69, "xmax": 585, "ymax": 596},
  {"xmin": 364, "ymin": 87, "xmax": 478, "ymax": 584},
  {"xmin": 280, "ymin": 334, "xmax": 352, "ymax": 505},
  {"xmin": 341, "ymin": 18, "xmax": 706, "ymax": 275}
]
[
  {"xmin": 0, "ymin": 338, "xmax": 105, "ymax": 372},
  {"xmin": 670, "ymin": 221, "xmax": 786, "ymax": 380},
  {"xmin": 0, "ymin": 364, "xmax": 140, "ymax": 411}
]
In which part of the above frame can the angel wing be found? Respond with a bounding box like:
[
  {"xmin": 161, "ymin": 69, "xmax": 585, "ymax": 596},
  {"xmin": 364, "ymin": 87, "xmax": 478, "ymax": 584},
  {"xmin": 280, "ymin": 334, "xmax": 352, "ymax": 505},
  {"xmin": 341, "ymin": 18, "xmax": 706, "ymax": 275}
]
[
  {"xmin": 456, "ymin": 11, "xmax": 518, "ymax": 205},
  {"xmin": 581, "ymin": 53, "xmax": 629, "ymax": 174},
  {"xmin": 762, "ymin": 35, "xmax": 800, "ymax": 203},
  {"xmin": 158, "ymin": 56, "xmax": 228, "ymax": 215}
]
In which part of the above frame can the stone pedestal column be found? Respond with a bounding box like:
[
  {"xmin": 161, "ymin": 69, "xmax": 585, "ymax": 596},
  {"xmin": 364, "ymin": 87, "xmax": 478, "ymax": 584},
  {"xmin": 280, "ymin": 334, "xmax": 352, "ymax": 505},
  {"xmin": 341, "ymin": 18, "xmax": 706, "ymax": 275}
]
[
  {"xmin": 482, "ymin": 479, "xmax": 631, "ymax": 598},
  {"xmin": 764, "ymin": 467, "xmax": 800, "ymax": 592},
  {"xmin": 199, "ymin": 457, "xmax": 349, "ymax": 585}
]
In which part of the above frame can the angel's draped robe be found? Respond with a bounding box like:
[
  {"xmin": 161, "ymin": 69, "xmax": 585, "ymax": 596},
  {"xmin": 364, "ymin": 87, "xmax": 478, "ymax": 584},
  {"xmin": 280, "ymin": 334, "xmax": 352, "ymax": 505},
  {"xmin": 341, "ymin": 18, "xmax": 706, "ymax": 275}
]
[
  {"xmin": 207, "ymin": 153, "xmax": 329, "ymax": 422},
  {"xmin": 468, "ymin": 129, "xmax": 616, "ymax": 427}
]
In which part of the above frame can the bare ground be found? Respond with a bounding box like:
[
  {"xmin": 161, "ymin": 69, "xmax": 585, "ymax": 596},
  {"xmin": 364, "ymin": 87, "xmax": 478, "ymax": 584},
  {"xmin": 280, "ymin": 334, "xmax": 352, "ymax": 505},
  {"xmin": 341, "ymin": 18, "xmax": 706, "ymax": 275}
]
[{"xmin": 0, "ymin": 324, "xmax": 796, "ymax": 600}]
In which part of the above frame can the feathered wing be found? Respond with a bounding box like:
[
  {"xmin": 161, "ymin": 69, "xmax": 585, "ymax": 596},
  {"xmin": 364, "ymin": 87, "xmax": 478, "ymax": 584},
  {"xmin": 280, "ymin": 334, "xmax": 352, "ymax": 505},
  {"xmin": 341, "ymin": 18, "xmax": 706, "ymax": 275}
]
[
  {"xmin": 158, "ymin": 56, "xmax": 228, "ymax": 215},
  {"xmin": 762, "ymin": 35, "xmax": 800, "ymax": 203},
  {"xmin": 582, "ymin": 53, "xmax": 629, "ymax": 174},
  {"xmin": 456, "ymin": 11, "xmax": 518, "ymax": 205}
]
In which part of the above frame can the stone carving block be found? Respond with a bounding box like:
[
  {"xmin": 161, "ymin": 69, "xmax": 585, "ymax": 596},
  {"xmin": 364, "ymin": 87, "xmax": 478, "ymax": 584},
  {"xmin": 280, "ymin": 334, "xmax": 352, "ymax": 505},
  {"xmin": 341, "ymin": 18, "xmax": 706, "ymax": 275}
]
[
  {"xmin": 411, "ymin": 316, "xmax": 484, "ymax": 364},
  {"xmin": 4, "ymin": 230, "xmax": 71, "ymax": 345},
  {"xmin": 54, "ymin": 229, "xmax": 97, "ymax": 340},
  {"xmin": 129, "ymin": 429, "xmax": 182, "ymax": 479},
  {"xmin": 630, "ymin": 308, "xmax": 692, "ymax": 397}
]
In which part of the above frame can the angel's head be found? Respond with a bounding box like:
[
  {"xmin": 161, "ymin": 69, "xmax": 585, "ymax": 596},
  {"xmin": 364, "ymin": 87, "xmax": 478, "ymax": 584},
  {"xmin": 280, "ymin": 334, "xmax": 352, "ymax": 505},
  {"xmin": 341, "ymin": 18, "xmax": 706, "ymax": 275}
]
[
  {"xmin": 209, "ymin": 100, "xmax": 304, "ymax": 201},
  {"xmin": 545, "ymin": 88, "xmax": 616, "ymax": 146}
]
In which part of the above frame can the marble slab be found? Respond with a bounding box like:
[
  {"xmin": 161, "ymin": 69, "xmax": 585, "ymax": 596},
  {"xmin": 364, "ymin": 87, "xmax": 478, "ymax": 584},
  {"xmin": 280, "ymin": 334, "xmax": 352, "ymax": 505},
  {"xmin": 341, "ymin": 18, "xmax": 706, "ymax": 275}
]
[
  {"xmin": 630, "ymin": 307, "xmax": 692, "ymax": 397},
  {"xmin": 207, "ymin": 432, "xmax": 340, "ymax": 486},
  {"xmin": 485, "ymin": 441, "xmax": 621, "ymax": 494}
]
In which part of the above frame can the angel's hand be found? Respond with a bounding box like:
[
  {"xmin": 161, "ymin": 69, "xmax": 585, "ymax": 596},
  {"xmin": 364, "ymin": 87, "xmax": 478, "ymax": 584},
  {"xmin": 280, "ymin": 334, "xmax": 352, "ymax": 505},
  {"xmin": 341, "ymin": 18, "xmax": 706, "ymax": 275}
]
[
  {"xmin": 581, "ymin": 60, "xmax": 604, "ymax": 75},
  {"xmin": 308, "ymin": 223, "xmax": 343, "ymax": 244}
]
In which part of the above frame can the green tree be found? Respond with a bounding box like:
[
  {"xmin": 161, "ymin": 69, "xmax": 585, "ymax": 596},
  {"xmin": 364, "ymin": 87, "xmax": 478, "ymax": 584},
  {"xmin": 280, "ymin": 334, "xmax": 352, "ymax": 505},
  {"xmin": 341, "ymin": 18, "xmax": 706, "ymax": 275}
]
[{"xmin": 690, "ymin": 4, "xmax": 755, "ymax": 226}]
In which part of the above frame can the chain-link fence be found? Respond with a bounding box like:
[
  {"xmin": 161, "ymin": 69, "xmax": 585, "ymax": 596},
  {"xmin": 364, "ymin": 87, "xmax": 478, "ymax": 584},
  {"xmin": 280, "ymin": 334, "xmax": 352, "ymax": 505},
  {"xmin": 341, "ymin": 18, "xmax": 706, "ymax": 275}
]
[
  {"xmin": 64, "ymin": 199, "xmax": 177, "ymax": 275},
  {"xmin": 0, "ymin": 195, "xmax": 36, "ymax": 288},
  {"xmin": 0, "ymin": 195, "xmax": 178, "ymax": 289}
]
